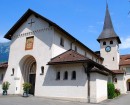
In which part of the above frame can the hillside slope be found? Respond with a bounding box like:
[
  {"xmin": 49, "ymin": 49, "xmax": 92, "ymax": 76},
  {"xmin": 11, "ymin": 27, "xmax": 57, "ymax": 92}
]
[{"xmin": 0, "ymin": 42, "xmax": 10, "ymax": 63}]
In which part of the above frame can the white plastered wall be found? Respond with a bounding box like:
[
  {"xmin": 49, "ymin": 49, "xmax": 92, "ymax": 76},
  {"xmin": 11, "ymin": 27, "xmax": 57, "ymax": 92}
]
[
  {"xmin": 90, "ymin": 73, "xmax": 108, "ymax": 103},
  {"xmin": 114, "ymin": 74, "xmax": 126, "ymax": 94},
  {"xmin": 3, "ymin": 14, "xmax": 54, "ymax": 94},
  {"xmin": 3, "ymin": 12, "xmax": 103, "ymax": 102},
  {"xmin": 35, "ymin": 64, "xmax": 88, "ymax": 102}
]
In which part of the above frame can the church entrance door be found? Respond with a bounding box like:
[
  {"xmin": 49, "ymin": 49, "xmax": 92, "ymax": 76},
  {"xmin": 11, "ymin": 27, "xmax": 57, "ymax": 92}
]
[
  {"xmin": 128, "ymin": 82, "xmax": 130, "ymax": 91},
  {"xmin": 127, "ymin": 79, "xmax": 130, "ymax": 91},
  {"xmin": 29, "ymin": 74, "xmax": 36, "ymax": 95},
  {"xmin": 20, "ymin": 55, "xmax": 37, "ymax": 96},
  {"xmin": 28, "ymin": 62, "xmax": 36, "ymax": 95}
]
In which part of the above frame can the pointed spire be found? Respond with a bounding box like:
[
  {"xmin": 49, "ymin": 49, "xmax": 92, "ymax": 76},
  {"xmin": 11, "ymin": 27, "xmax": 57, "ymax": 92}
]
[
  {"xmin": 103, "ymin": 2, "xmax": 113, "ymax": 30},
  {"xmin": 106, "ymin": 0, "xmax": 108, "ymax": 8},
  {"xmin": 97, "ymin": 3, "xmax": 121, "ymax": 44}
]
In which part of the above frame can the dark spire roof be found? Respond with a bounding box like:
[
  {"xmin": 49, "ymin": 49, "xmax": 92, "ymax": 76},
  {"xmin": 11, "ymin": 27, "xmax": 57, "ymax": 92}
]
[{"xmin": 97, "ymin": 3, "xmax": 121, "ymax": 44}]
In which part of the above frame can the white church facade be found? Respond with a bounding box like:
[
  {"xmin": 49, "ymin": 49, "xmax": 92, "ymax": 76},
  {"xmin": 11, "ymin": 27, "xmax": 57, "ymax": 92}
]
[{"xmin": 0, "ymin": 4, "xmax": 130, "ymax": 103}]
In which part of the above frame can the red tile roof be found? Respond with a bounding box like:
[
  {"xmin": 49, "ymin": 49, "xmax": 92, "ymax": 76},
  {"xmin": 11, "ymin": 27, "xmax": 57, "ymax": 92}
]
[
  {"xmin": 0, "ymin": 62, "xmax": 8, "ymax": 68},
  {"xmin": 120, "ymin": 55, "xmax": 130, "ymax": 66},
  {"xmin": 48, "ymin": 50, "xmax": 115, "ymax": 75},
  {"xmin": 48, "ymin": 50, "xmax": 89, "ymax": 64},
  {"xmin": 112, "ymin": 70, "xmax": 124, "ymax": 74}
]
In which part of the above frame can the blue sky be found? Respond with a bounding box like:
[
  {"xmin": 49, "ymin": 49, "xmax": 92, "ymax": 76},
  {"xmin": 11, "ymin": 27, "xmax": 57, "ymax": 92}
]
[{"xmin": 0, "ymin": 0, "xmax": 130, "ymax": 55}]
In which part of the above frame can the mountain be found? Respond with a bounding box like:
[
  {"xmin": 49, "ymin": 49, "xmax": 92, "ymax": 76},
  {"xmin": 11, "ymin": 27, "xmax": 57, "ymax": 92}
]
[{"xmin": 0, "ymin": 42, "xmax": 10, "ymax": 63}]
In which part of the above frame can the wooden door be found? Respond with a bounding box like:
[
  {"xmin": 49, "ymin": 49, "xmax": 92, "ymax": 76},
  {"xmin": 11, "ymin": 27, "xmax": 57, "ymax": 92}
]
[{"xmin": 29, "ymin": 74, "xmax": 36, "ymax": 95}]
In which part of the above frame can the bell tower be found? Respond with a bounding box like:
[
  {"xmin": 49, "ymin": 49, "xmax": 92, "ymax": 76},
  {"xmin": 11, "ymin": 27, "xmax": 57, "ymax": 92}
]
[{"xmin": 97, "ymin": 3, "xmax": 121, "ymax": 70}]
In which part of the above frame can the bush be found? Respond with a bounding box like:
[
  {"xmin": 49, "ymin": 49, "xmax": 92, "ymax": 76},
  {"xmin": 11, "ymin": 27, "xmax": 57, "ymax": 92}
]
[
  {"xmin": 107, "ymin": 83, "xmax": 115, "ymax": 99},
  {"xmin": 23, "ymin": 82, "xmax": 32, "ymax": 93},
  {"xmin": 2, "ymin": 81, "xmax": 10, "ymax": 91},
  {"xmin": 115, "ymin": 88, "xmax": 121, "ymax": 96}
]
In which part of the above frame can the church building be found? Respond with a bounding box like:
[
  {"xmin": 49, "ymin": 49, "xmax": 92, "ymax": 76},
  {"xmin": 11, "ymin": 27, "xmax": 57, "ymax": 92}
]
[{"xmin": 0, "ymin": 4, "xmax": 129, "ymax": 103}]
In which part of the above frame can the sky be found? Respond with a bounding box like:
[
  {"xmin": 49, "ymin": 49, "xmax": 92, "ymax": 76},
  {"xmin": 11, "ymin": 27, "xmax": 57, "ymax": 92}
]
[{"xmin": 0, "ymin": 0, "xmax": 130, "ymax": 55}]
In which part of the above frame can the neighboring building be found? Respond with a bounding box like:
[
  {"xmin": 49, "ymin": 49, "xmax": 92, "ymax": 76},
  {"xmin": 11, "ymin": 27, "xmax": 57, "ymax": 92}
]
[{"xmin": 0, "ymin": 3, "xmax": 129, "ymax": 103}]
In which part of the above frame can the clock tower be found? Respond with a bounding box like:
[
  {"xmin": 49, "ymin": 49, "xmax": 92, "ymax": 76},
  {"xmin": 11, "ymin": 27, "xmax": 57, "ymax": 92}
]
[{"xmin": 97, "ymin": 4, "xmax": 121, "ymax": 70}]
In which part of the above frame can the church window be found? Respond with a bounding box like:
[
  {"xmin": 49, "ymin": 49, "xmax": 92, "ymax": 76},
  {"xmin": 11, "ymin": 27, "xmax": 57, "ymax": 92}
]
[
  {"xmin": 114, "ymin": 78, "xmax": 117, "ymax": 83},
  {"xmin": 60, "ymin": 37, "xmax": 64, "ymax": 47},
  {"xmin": 71, "ymin": 71, "xmax": 76, "ymax": 80},
  {"xmin": 11, "ymin": 68, "xmax": 14, "ymax": 76},
  {"xmin": 56, "ymin": 72, "xmax": 60, "ymax": 80},
  {"xmin": 64, "ymin": 71, "xmax": 68, "ymax": 80},
  {"xmin": 40, "ymin": 66, "xmax": 44, "ymax": 75},
  {"xmin": 110, "ymin": 40, "xmax": 113, "ymax": 44},
  {"xmin": 103, "ymin": 41, "xmax": 106, "ymax": 45},
  {"xmin": 113, "ymin": 57, "xmax": 115, "ymax": 61},
  {"xmin": 75, "ymin": 46, "xmax": 77, "ymax": 52}
]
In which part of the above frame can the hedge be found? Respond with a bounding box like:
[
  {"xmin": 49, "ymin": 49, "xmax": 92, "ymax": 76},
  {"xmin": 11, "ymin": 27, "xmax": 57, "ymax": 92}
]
[{"xmin": 107, "ymin": 83, "xmax": 115, "ymax": 99}]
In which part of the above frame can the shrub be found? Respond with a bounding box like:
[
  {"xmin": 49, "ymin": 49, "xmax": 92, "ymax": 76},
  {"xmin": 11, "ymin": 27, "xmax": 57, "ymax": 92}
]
[
  {"xmin": 107, "ymin": 83, "xmax": 115, "ymax": 99},
  {"xmin": 115, "ymin": 88, "xmax": 121, "ymax": 96},
  {"xmin": 2, "ymin": 81, "xmax": 10, "ymax": 91},
  {"xmin": 23, "ymin": 82, "xmax": 32, "ymax": 93}
]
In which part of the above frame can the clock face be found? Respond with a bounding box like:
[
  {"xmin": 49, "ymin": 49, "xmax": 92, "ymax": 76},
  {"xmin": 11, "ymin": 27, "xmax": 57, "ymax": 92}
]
[{"xmin": 105, "ymin": 46, "xmax": 111, "ymax": 52}]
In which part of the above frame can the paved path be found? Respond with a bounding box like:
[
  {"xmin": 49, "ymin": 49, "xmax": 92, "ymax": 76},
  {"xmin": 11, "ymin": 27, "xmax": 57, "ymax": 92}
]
[
  {"xmin": 100, "ymin": 94, "xmax": 130, "ymax": 105},
  {"xmin": 0, "ymin": 94, "xmax": 129, "ymax": 105}
]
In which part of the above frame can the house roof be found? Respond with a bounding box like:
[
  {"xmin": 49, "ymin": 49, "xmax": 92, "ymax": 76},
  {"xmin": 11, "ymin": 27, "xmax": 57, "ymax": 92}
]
[
  {"xmin": 97, "ymin": 4, "xmax": 121, "ymax": 44},
  {"xmin": 112, "ymin": 70, "xmax": 124, "ymax": 74},
  {"xmin": 4, "ymin": 9, "xmax": 103, "ymax": 60},
  {"xmin": 0, "ymin": 62, "xmax": 8, "ymax": 68},
  {"xmin": 48, "ymin": 49, "xmax": 89, "ymax": 64},
  {"xmin": 91, "ymin": 66, "xmax": 109, "ymax": 76},
  {"xmin": 48, "ymin": 50, "xmax": 114, "ymax": 75},
  {"xmin": 120, "ymin": 54, "xmax": 130, "ymax": 66}
]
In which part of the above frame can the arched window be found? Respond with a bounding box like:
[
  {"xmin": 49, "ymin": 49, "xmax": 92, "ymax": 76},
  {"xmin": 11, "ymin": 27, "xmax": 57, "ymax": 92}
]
[
  {"xmin": 103, "ymin": 41, "xmax": 106, "ymax": 45},
  {"xmin": 71, "ymin": 71, "xmax": 76, "ymax": 80},
  {"xmin": 113, "ymin": 57, "xmax": 115, "ymax": 61},
  {"xmin": 56, "ymin": 72, "xmax": 60, "ymax": 80},
  {"xmin": 114, "ymin": 78, "xmax": 117, "ymax": 83},
  {"xmin": 11, "ymin": 68, "xmax": 15, "ymax": 76},
  {"xmin": 60, "ymin": 37, "xmax": 64, "ymax": 47},
  {"xmin": 110, "ymin": 40, "xmax": 113, "ymax": 44},
  {"xmin": 64, "ymin": 71, "xmax": 68, "ymax": 80},
  {"xmin": 40, "ymin": 66, "xmax": 44, "ymax": 75}
]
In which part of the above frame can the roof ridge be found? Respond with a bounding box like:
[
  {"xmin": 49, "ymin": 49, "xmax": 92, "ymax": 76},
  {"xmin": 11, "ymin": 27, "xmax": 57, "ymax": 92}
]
[
  {"xmin": 71, "ymin": 49, "xmax": 89, "ymax": 59},
  {"xmin": 4, "ymin": 9, "xmax": 103, "ymax": 60},
  {"xmin": 50, "ymin": 50, "xmax": 71, "ymax": 60},
  {"xmin": 120, "ymin": 54, "xmax": 130, "ymax": 56}
]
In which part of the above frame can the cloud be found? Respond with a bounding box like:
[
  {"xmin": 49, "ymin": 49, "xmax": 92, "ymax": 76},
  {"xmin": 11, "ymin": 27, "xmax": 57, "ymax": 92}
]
[
  {"xmin": 87, "ymin": 25, "xmax": 97, "ymax": 33},
  {"xmin": 0, "ymin": 35, "xmax": 9, "ymax": 43},
  {"xmin": 120, "ymin": 37, "xmax": 130, "ymax": 49}
]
